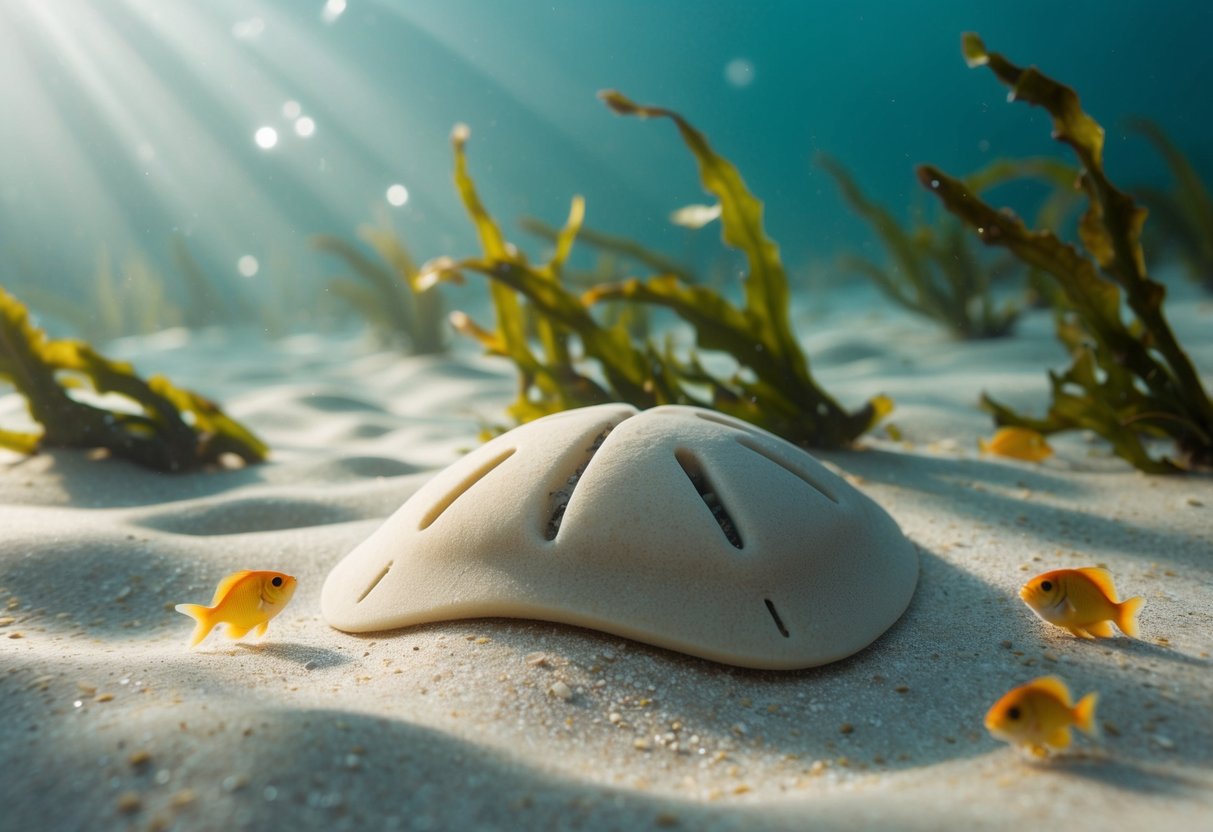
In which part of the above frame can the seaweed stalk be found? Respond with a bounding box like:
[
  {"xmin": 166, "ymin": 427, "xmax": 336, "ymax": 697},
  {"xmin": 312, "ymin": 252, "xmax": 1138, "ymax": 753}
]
[
  {"xmin": 424, "ymin": 110, "xmax": 888, "ymax": 447},
  {"xmin": 590, "ymin": 91, "xmax": 889, "ymax": 446},
  {"xmin": 314, "ymin": 222, "xmax": 450, "ymax": 355},
  {"xmin": 0, "ymin": 286, "xmax": 267, "ymax": 472},
  {"xmin": 821, "ymin": 155, "xmax": 1019, "ymax": 339},
  {"xmin": 919, "ymin": 34, "xmax": 1213, "ymax": 472}
]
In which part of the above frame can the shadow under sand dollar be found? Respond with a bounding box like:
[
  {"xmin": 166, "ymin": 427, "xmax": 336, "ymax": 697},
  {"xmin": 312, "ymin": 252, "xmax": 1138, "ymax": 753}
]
[
  {"xmin": 0, "ymin": 698, "xmax": 955, "ymax": 832},
  {"xmin": 334, "ymin": 547, "xmax": 1010, "ymax": 776},
  {"xmin": 8, "ymin": 683, "xmax": 1208, "ymax": 832},
  {"xmin": 830, "ymin": 449, "xmax": 1211, "ymax": 566}
]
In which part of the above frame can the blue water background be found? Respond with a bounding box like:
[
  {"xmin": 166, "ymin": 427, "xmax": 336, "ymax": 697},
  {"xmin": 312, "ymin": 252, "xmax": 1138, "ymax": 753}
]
[{"xmin": 0, "ymin": 0, "xmax": 1210, "ymax": 327}]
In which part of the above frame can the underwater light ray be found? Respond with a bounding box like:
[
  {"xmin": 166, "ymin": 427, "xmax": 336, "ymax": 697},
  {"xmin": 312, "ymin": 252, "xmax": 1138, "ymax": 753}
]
[
  {"xmin": 123, "ymin": 0, "xmax": 446, "ymax": 241},
  {"xmin": 0, "ymin": 5, "xmax": 149, "ymax": 280},
  {"xmin": 0, "ymin": 0, "xmax": 300, "ymax": 297},
  {"xmin": 220, "ymin": 0, "xmax": 471, "ymax": 231},
  {"xmin": 368, "ymin": 0, "xmax": 679, "ymax": 218}
]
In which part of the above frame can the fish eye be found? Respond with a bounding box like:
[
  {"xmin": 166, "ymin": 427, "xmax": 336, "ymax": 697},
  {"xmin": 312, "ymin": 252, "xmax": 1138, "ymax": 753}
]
[
  {"xmin": 1007, "ymin": 706, "xmax": 1021, "ymax": 720},
  {"xmin": 1040, "ymin": 580, "xmax": 1052, "ymax": 592},
  {"xmin": 272, "ymin": 576, "xmax": 283, "ymax": 587}
]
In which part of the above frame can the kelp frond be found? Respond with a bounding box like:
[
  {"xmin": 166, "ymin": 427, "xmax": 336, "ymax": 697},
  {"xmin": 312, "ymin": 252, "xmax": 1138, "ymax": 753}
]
[
  {"xmin": 427, "ymin": 99, "xmax": 889, "ymax": 449},
  {"xmin": 314, "ymin": 222, "xmax": 450, "ymax": 355},
  {"xmin": 422, "ymin": 125, "xmax": 677, "ymax": 428},
  {"xmin": 919, "ymin": 34, "xmax": 1213, "ymax": 472},
  {"xmin": 0, "ymin": 287, "xmax": 267, "ymax": 472},
  {"xmin": 821, "ymin": 155, "xmax": 1019, "ymax": 339}
]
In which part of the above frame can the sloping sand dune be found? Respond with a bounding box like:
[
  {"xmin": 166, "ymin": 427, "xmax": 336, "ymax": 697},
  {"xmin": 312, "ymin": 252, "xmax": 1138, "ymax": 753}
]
[{"xmin": 3, "ymin": 291, "xmax": 1211, "ymax": 831}]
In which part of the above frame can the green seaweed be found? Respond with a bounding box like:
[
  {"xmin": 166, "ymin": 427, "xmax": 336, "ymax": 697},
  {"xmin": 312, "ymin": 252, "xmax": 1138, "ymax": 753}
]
[
  {"xmin": 0, "ymin": 286, "xmax": 267, "ymax": 472},
  {"xmin": 918, "ymin": 34, "xmax": 1213, "ymax": 472},
  {"xmin": 425, "ymin": 98, "xmax": 889, "ymax": 448},
  {"xmin": 1126, "ymin": 118, "xmax": 1213, "ymax": 291},
  {"xmin": 962, "ymin": 157, "xmax": 1084, "ymax": 308},
  {"xmin": 591, "ymin": 92, "xmax": 889, "ymax": 445},
  {"xmin": 821, "ymin": 155, "xmax": 1019, "ymax": 339},
  {"xmin": 423, "ymin": 132, "xmax": 674, "ymax": 428},
  {"xmin": 314, "ymin": 222, "xmax": 449, "ymax": 354}
]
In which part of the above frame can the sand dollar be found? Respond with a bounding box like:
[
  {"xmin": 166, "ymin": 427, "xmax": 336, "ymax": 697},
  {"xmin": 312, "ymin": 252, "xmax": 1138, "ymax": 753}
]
[{"xmin": 322, "ymin": 404, "xmax": 918, "ymax": 669}]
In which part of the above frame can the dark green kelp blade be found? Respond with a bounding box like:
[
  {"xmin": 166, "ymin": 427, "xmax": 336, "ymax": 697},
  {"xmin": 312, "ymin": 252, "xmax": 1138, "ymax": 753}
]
[{"xmin": 0, "ymin": 286, "xmax": 268, "ymax": 472}]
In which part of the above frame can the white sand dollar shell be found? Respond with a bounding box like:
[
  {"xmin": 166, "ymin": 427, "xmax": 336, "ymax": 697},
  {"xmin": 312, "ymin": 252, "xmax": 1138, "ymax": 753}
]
[{"xmin": 322, "ymin": 403, "xmax": 918, "ymax": 669}]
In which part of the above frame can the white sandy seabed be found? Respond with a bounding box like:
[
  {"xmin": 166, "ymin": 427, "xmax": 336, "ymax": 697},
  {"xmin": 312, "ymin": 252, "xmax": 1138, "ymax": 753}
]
[{"xmin": 1, "ymin": 281, "xmax": 1211, "ymax": 832}]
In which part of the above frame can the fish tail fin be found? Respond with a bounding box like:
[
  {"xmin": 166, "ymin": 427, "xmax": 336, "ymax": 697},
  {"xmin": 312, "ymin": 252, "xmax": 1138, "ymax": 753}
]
[
  {"xmin": 174, "ymin": 603, "xmax": 213, "ymax": 648},
  {"xmin": 1117, "ymin": 596, "xmax": 1145, "ymax": 638},
  {"xmin": 1074, "ymin": 691, "xmax": 1100, "ymax": 737}
]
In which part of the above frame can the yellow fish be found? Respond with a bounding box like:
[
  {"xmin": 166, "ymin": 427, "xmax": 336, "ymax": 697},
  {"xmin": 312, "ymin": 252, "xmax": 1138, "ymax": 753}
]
[
  {"xmin": 175, "ymin": 570, "xmax": 297, "ymax": 648},
  {"xmin": 1019, "ymin": 566, "xmax": 1144, "ymax": 639},
  {"xmin": 978, "ymin": 426, "xmax": 1053, "ymax": 462},
  {"xmin": 984, "ymin": 675, "xmax": 1099, "ymax": 756}
]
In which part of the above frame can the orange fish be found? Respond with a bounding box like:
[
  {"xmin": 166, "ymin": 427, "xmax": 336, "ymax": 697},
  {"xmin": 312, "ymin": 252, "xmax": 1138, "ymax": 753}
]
[
  {"xmin": 1019, "ymin": 567, "xmax": 1144, "ymax": 639},
  {"xmin": 985, "ymin": 675, "xmax": 1099, "ymax": 756},
  {"xmin": 175, "ymin": 570, "xmax": 297, "ymax": 648},
  {"xmin": 978, "ymin": 427, "xmax": 1053, "ymax": 462}
]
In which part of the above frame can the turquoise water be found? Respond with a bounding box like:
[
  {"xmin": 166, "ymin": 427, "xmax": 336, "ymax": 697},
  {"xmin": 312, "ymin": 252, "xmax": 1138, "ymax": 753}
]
[{"xmin": 1, "ymin": 0, "xmax": 1210, "ymax": 334}]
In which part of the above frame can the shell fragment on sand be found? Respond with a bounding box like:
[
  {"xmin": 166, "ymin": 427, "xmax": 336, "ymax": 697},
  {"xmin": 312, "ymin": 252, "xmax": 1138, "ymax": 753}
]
[{"xmin": 322, "ymin": 404, "xmax": 918, "ymax": 669}]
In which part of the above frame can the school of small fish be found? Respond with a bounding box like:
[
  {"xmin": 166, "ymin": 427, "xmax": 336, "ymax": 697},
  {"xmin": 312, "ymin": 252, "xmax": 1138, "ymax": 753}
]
[
  {"xmin": 984, "ymin": 564, "xmax": 1146, "ymax": 757},
  {"xmin": 972, "ymin": 424, "xmax": 1150, "ymax": 757},
  {"xmin": 175, "ymin": 569, "xmax": 297, "ymax": 648},
  {"xmin": 173, "ymin": 442, "xmax": 1146, "ymax": 764}
]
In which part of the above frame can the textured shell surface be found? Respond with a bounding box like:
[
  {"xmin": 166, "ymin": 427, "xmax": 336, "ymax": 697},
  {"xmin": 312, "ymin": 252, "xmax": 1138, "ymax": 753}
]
[{"xmin": 322, "ymin": 404, "xmax": 918, "ymax": 669}]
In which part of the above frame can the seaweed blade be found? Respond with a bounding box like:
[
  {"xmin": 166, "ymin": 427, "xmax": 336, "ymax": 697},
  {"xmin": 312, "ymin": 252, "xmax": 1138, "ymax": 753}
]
[
  {"xmin": 596, "ymin": 90, "xmax": 889, "ymax": 447},
  {"xmin": 920, "ymin": 34, "xmax": 1213, "ymax": 472},
  {"xmin": 0, "ymin": 286, "xmax": 268, "ymax": 472}
]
